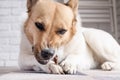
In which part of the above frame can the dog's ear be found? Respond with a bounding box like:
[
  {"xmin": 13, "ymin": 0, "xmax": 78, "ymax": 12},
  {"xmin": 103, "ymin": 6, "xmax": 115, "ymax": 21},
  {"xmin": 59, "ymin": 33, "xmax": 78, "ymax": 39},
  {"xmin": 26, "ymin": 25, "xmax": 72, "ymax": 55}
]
[
  {"xmin": 27, "ymin": 0, "xmax": 38, "ymax": 12},
  {"xmin": 66, "ymin": 0, "xmax": 78, "ymax": 17}
]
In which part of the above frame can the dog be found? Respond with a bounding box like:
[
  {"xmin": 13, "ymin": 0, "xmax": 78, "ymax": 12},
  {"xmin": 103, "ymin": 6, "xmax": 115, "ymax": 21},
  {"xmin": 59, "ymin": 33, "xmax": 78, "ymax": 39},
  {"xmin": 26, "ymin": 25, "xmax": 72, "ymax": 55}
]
[{"xmin": 19, "ymin": 0, "xmax": 120, "ymax": 74}]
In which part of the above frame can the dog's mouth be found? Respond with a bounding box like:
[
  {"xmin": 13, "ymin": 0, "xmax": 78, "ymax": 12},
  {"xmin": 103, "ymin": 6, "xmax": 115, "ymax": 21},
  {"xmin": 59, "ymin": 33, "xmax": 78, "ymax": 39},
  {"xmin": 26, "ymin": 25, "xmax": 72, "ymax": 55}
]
[
  {"xmin": 35, "ymin": 55, "xmax": 51, "ymax": 65},
  {"xmin": 37, "ymin": 60, "xmax": 49, "ymax": 65}
]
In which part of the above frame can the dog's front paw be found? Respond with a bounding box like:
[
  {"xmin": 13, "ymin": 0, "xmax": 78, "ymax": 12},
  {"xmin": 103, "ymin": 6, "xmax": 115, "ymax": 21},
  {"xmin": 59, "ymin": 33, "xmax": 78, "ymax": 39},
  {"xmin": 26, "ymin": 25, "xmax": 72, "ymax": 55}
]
[
  {"xmin": 49, "ymin": 64, "xmax": 64, "ymax": 74},
  {"xmin": 101, "ymin": 62, "xmax": 114, "ymax": 71},
  {"xmin": 60, "ymin": 60, "xmax": 77, "ymax": 74}
]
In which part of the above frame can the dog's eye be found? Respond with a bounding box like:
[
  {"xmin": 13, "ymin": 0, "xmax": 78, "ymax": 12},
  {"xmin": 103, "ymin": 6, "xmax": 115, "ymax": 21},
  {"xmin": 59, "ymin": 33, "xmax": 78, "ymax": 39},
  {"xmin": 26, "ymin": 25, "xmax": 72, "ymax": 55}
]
[
  {"xmin": 56, "ymin": 29, "xmax": 67, "ymax": 35},
  {"xmin": 35, "ymin": 22, "xmax": 45, "ymax": 31}
]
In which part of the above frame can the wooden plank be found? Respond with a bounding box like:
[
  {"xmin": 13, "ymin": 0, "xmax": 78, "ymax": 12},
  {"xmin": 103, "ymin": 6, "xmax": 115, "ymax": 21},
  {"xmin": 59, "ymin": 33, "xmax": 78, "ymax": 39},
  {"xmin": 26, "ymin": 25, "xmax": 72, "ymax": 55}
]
[
  {"xmin": 116, "ymin": 0, "xmax": 120, "ymax": 7},
  {"xmin": 117, "ymin": 0, "xmax": 120, "ymax": 25},
  {"xmin": 117, "ymin": 8, "xmax": 120, "ymax": 16},
  {"xmin": 118, "ymin": 16, "xmax": 120, "ymax": 24},
  {"xmin": 81, "ymin": 18, "xmax": 110, "ymax": 23},
  {"xmin": 78, "ymin": 0, "xmax": 112, "ymax": 23},
  {"xmin": 79, "ymin": 9, "xmax": 109, "ymax": 14},
  {"xmin": 79, "ymin": 0, "xmax": 109, "ymax": 4},
  {"xmin": 112, "ymin": 0, "xmax": 118, "ymax": 40},
  {"xmin": 80, "ymin": 14, "xmax": 110, "ymax": 18},
  {"xmin": 64, "ymin": 0, "xmax": 113, "ymax": 32},
  {"xmin": 79, "ymin": 1, "xmax": 112, "ymax": 8}
]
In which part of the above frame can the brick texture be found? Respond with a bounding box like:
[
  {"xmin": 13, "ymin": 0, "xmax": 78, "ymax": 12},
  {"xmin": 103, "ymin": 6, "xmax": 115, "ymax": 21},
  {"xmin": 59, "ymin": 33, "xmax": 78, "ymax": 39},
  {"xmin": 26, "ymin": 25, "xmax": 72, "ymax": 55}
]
[{"xmin": 0, "ymin": 0, "xmax": 26, "ymax": 67}]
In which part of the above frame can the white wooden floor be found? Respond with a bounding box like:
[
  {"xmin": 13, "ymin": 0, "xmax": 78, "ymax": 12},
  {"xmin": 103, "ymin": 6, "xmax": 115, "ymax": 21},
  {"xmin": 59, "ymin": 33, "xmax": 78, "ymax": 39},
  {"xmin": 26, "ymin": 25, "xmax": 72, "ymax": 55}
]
[{"xmin": 0, "ymin": 67, "xmax": 120, "ymax": 80}]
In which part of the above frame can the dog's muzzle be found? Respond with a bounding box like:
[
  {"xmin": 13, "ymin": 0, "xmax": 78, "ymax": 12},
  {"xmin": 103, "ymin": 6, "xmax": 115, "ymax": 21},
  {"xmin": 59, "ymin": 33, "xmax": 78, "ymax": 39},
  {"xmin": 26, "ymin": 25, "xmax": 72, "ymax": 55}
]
[{"xmin": 35, "ymin": 48, "xmax": 55, "ymax": 65}]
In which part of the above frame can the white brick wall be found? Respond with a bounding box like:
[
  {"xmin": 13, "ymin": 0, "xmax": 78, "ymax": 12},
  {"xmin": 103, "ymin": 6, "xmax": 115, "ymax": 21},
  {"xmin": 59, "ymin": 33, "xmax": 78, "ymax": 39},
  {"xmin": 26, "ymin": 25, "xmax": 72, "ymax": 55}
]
[
  {"xmin": 0, "ymin": 0, "xmax": 119, "ymax": 67},
  {"xmin": 0, "ymin": 0, "xmax": 26, "ymax": 67}
]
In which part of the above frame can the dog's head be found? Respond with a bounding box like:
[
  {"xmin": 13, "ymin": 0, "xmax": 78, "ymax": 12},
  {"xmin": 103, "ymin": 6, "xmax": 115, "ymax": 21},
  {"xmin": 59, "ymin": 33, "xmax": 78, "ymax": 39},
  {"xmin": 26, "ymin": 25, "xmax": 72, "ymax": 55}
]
[{"xmin": 24, "ymin": 0, "xmax": 79, "ymax": 64}]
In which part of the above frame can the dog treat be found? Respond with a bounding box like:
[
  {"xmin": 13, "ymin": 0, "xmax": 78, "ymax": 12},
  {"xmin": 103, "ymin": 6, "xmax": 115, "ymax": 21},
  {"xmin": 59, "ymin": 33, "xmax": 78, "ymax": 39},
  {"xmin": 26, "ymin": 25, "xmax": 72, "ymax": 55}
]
[{"xmin": 53, "ymin": 55, "xmax": 58, "ymax": 64}]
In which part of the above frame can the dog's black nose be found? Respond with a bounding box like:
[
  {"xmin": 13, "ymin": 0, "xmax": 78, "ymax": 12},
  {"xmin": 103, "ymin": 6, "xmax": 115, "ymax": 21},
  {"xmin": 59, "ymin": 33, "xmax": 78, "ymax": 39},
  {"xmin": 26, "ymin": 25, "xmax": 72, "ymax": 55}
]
[{"xmin": 41, "ymin": 49, "xmax": 55, "ymax": 60}]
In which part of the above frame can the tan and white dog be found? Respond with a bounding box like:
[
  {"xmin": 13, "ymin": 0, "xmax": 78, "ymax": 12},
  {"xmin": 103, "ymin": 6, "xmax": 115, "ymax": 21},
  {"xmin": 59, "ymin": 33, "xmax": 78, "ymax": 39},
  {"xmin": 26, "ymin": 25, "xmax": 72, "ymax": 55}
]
[{"xmin": 19, "ymin": 0, "xmax": 120, "ymax": 74}]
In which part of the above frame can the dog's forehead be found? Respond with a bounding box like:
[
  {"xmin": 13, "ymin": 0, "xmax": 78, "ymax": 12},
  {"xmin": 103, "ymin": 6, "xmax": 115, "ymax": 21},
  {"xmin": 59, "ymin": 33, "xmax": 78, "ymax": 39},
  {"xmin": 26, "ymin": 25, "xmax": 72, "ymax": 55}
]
[
  {"xmin": 54, "ymin": 3, "xmax": 74, "ymax": 24},
  {"xmin": 32, "ymin": 1, "xmax": 74, "ymax": 25}
]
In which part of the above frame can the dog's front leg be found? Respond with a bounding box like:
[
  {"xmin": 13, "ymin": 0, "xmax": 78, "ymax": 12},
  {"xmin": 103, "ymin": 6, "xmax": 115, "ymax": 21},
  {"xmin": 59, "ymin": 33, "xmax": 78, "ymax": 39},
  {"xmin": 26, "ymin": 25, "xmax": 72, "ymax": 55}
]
[
  {"xmin": 60, "ymin": 55, "xmax": 79, "ymax": 74},
  {"xmin": 60, "ymin": 33, "xmax": 90, "ymax": 74},
  {"xmin": 48, "ymin": 61, "xmax": 64, "ymax": 74}
]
